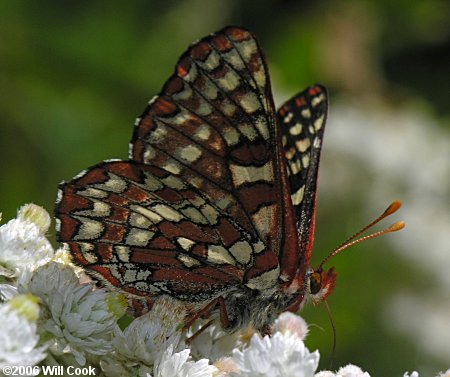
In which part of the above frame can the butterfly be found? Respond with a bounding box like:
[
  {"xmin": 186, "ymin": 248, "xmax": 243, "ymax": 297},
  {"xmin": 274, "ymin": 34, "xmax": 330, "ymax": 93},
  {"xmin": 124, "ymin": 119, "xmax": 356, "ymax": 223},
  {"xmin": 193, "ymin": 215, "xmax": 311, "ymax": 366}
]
[{"xmin": 55, "ymin": 26, "xmax": 337, "ymax": 335}]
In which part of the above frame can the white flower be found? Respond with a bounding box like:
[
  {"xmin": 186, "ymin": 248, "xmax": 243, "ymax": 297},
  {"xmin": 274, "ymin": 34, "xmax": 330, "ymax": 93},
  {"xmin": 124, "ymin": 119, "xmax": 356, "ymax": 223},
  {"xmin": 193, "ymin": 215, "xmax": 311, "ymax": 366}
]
[
  {"xmin": 17, "ymin": 203, "xmax": 51, "ymax": 234},
  {"xmin": 0, "ymin": 294, "xmax": 47, "ymax": 367},
  {"xmin": 99, "ymin": 355, "xmax": 152, "ymax": 377},
  {"xmin": 336, "ymin": 364, "xmax": 371, "ymax": 377},
  {"xmin": 231, "ymin": 331, "xmax": 319, "ymax": 377},
  {"xmin": 315, "ymin": 364, "xmax": 371, "ymax": 377},
  {"xmin": 28, "ymin": 262, "xmax": 125, "ymax": 365},
  {"xmin": 189, "ymin": 322, "xmax": 241, "ymax": 362},
  {"xmin": 213, "ymin": 357, "xmax": 239, "ymax": 376},
  {"xmin": 112, "ymin": 295, "xmax": 186, "ymax": 366},
  {"xmin": 314, "ymin": 370, "xmax": 337, "ymax": 377},
  {"xmin": 154, "ymin": 345, "xmax": 217, "ymax": 377},
  {"xmin": 403, "ymin": 370, "xmax": 450, "ymax": 377},
  {"xmin": 0, "ymin": 204, "xmax": 53, "ymax": 280},
  {"xmin": 27, "ymin": 261, "xmax": 80, "ymax": 300},
  {"xmin": 273, "ymin": 312, "xmax": 309, "ymax": 340},
  {"xmin": 404, "ymin": 372, "xmax": 419, "ymax": 377},
  {"xmin": 0, "ymin": 283, "xmax": 17, "ymax": 301},
  {"xmin": 7, "ymin": 292, "xmax": 40, "ymax": 321},
  {"xmin": 315, "ymin": 372, "xmax": 337, "ymax": 377}
]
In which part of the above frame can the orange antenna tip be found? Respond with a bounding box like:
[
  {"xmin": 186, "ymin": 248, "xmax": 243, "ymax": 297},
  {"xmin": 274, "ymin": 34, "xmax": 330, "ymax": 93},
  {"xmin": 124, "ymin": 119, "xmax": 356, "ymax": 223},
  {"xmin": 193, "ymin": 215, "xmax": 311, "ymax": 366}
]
[
  {"xmin": 388, "ymin": 221, "xmax": 405, "ymax": 232},
  {"xmin": 318, "ymin": 201, "xmax": 404, "ymax": 269},
  {"xmin": 383, "ymin": 200, "xmax": 401, "ymax": 217}
]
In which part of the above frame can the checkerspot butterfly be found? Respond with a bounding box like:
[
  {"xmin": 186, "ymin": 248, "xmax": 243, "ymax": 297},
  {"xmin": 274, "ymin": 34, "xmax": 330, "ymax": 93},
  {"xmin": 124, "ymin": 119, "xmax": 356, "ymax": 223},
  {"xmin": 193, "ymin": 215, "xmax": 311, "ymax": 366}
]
[{"xmin": 55, "ymin": 26, "xmax": 403, "ymax": 334}]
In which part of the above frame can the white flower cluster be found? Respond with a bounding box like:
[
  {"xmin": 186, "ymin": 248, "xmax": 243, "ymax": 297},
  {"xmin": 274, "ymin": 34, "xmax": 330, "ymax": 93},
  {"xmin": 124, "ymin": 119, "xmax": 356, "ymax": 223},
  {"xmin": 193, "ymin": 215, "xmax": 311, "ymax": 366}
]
[{"xmin": 0, "ymin": 204, "xmax": 449, "ymax": 376}]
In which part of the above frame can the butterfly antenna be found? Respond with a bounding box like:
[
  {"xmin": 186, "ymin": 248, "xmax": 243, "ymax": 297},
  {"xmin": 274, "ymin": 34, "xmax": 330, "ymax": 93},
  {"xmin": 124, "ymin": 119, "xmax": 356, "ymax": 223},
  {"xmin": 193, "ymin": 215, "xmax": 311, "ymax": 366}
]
[
  {"xmin": 324, "ymin": 300, "xmax": 336, "ymax": 369},
  {"xmin": 319, "ymin": 201, "xmax": 405, "ymax": 270}
]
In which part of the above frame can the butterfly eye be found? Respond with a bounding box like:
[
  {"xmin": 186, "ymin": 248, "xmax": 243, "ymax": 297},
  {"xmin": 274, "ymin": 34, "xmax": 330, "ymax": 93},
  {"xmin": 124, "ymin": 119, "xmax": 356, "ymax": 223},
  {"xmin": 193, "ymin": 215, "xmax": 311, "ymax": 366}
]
[{"xmin": 309, "ymin": 271, "xmax": 322, "ymax": 295}]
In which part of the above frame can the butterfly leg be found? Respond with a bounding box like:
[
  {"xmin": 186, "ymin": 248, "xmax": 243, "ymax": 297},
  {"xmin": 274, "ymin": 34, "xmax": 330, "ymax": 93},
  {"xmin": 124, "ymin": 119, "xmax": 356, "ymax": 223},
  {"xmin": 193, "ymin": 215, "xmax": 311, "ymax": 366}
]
[
  {"xmin": 185, "ymin": 296, "xmax": 232, "ymax": 343},
  {"xmin": 185, "ymin": 319, "xmax": 214, "ymax": 344},
  {"xmin": 183, "ymin": 296, "xmax": 230, "ymax": 330}
]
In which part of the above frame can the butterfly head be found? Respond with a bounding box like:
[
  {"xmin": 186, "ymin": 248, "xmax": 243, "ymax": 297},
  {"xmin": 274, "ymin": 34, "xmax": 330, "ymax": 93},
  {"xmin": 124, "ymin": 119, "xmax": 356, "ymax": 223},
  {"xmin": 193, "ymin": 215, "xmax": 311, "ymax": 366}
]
[{"xmin": 306, "ymin": 267, "xmax": 336, "ymax": 304}]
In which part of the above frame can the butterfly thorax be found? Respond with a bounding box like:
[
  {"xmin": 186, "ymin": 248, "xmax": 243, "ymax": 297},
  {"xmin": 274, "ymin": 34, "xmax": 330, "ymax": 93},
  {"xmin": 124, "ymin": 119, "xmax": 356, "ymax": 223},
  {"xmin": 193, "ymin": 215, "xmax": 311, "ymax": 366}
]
[{"xmin": 218, "ymin": 283, "xmax": 306, "ymax": 334}]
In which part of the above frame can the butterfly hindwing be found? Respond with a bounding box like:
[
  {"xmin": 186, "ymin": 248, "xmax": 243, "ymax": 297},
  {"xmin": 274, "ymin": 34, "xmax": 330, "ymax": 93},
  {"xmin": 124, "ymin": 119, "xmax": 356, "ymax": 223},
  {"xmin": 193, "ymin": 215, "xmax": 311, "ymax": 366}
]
[
  {"xmin": 56, "ymin": 160, "xmax": 270, "ymax": 302},
  {"xmin": 277, "ymin": 85, "xmax": 328, "ymax": 262}
]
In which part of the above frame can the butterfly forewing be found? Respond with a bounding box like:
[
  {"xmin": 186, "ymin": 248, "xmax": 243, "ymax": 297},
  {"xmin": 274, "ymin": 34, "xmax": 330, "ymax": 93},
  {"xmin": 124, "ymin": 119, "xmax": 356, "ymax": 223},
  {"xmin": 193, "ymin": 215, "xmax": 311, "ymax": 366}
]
[{"xmin": 130, "ymin": 27, "xmax": 284, "ymax": 255}]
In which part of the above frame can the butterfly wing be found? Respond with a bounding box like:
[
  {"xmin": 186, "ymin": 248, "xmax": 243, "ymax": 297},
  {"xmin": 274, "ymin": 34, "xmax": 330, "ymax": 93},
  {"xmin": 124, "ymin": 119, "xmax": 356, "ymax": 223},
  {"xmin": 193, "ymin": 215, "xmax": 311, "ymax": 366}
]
[
  {"xmin": 131, "ymin": 26, "xmax": 282, "ymax": 247},
  {"xmin": 56, "ymin": 160, "xmax": 262, "ymax": 303},
  {"xmin": 129, "ymin": 26, "xmax": 297, "ymax": 285},
  {"xmin": 55, "ymin": 27, "xmax": 297, "ymax": 305},
  {"xmin": 277, "ymin": 85, "xmax": 328, "ymax": 270}
]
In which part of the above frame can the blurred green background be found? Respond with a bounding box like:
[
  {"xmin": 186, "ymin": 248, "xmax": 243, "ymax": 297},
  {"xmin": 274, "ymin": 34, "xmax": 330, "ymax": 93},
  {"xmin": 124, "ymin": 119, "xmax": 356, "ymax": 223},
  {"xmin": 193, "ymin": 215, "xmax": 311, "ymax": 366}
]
[{"xmin": 1, "ymin": 1, "xmax": 449, "ymax": 375}]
